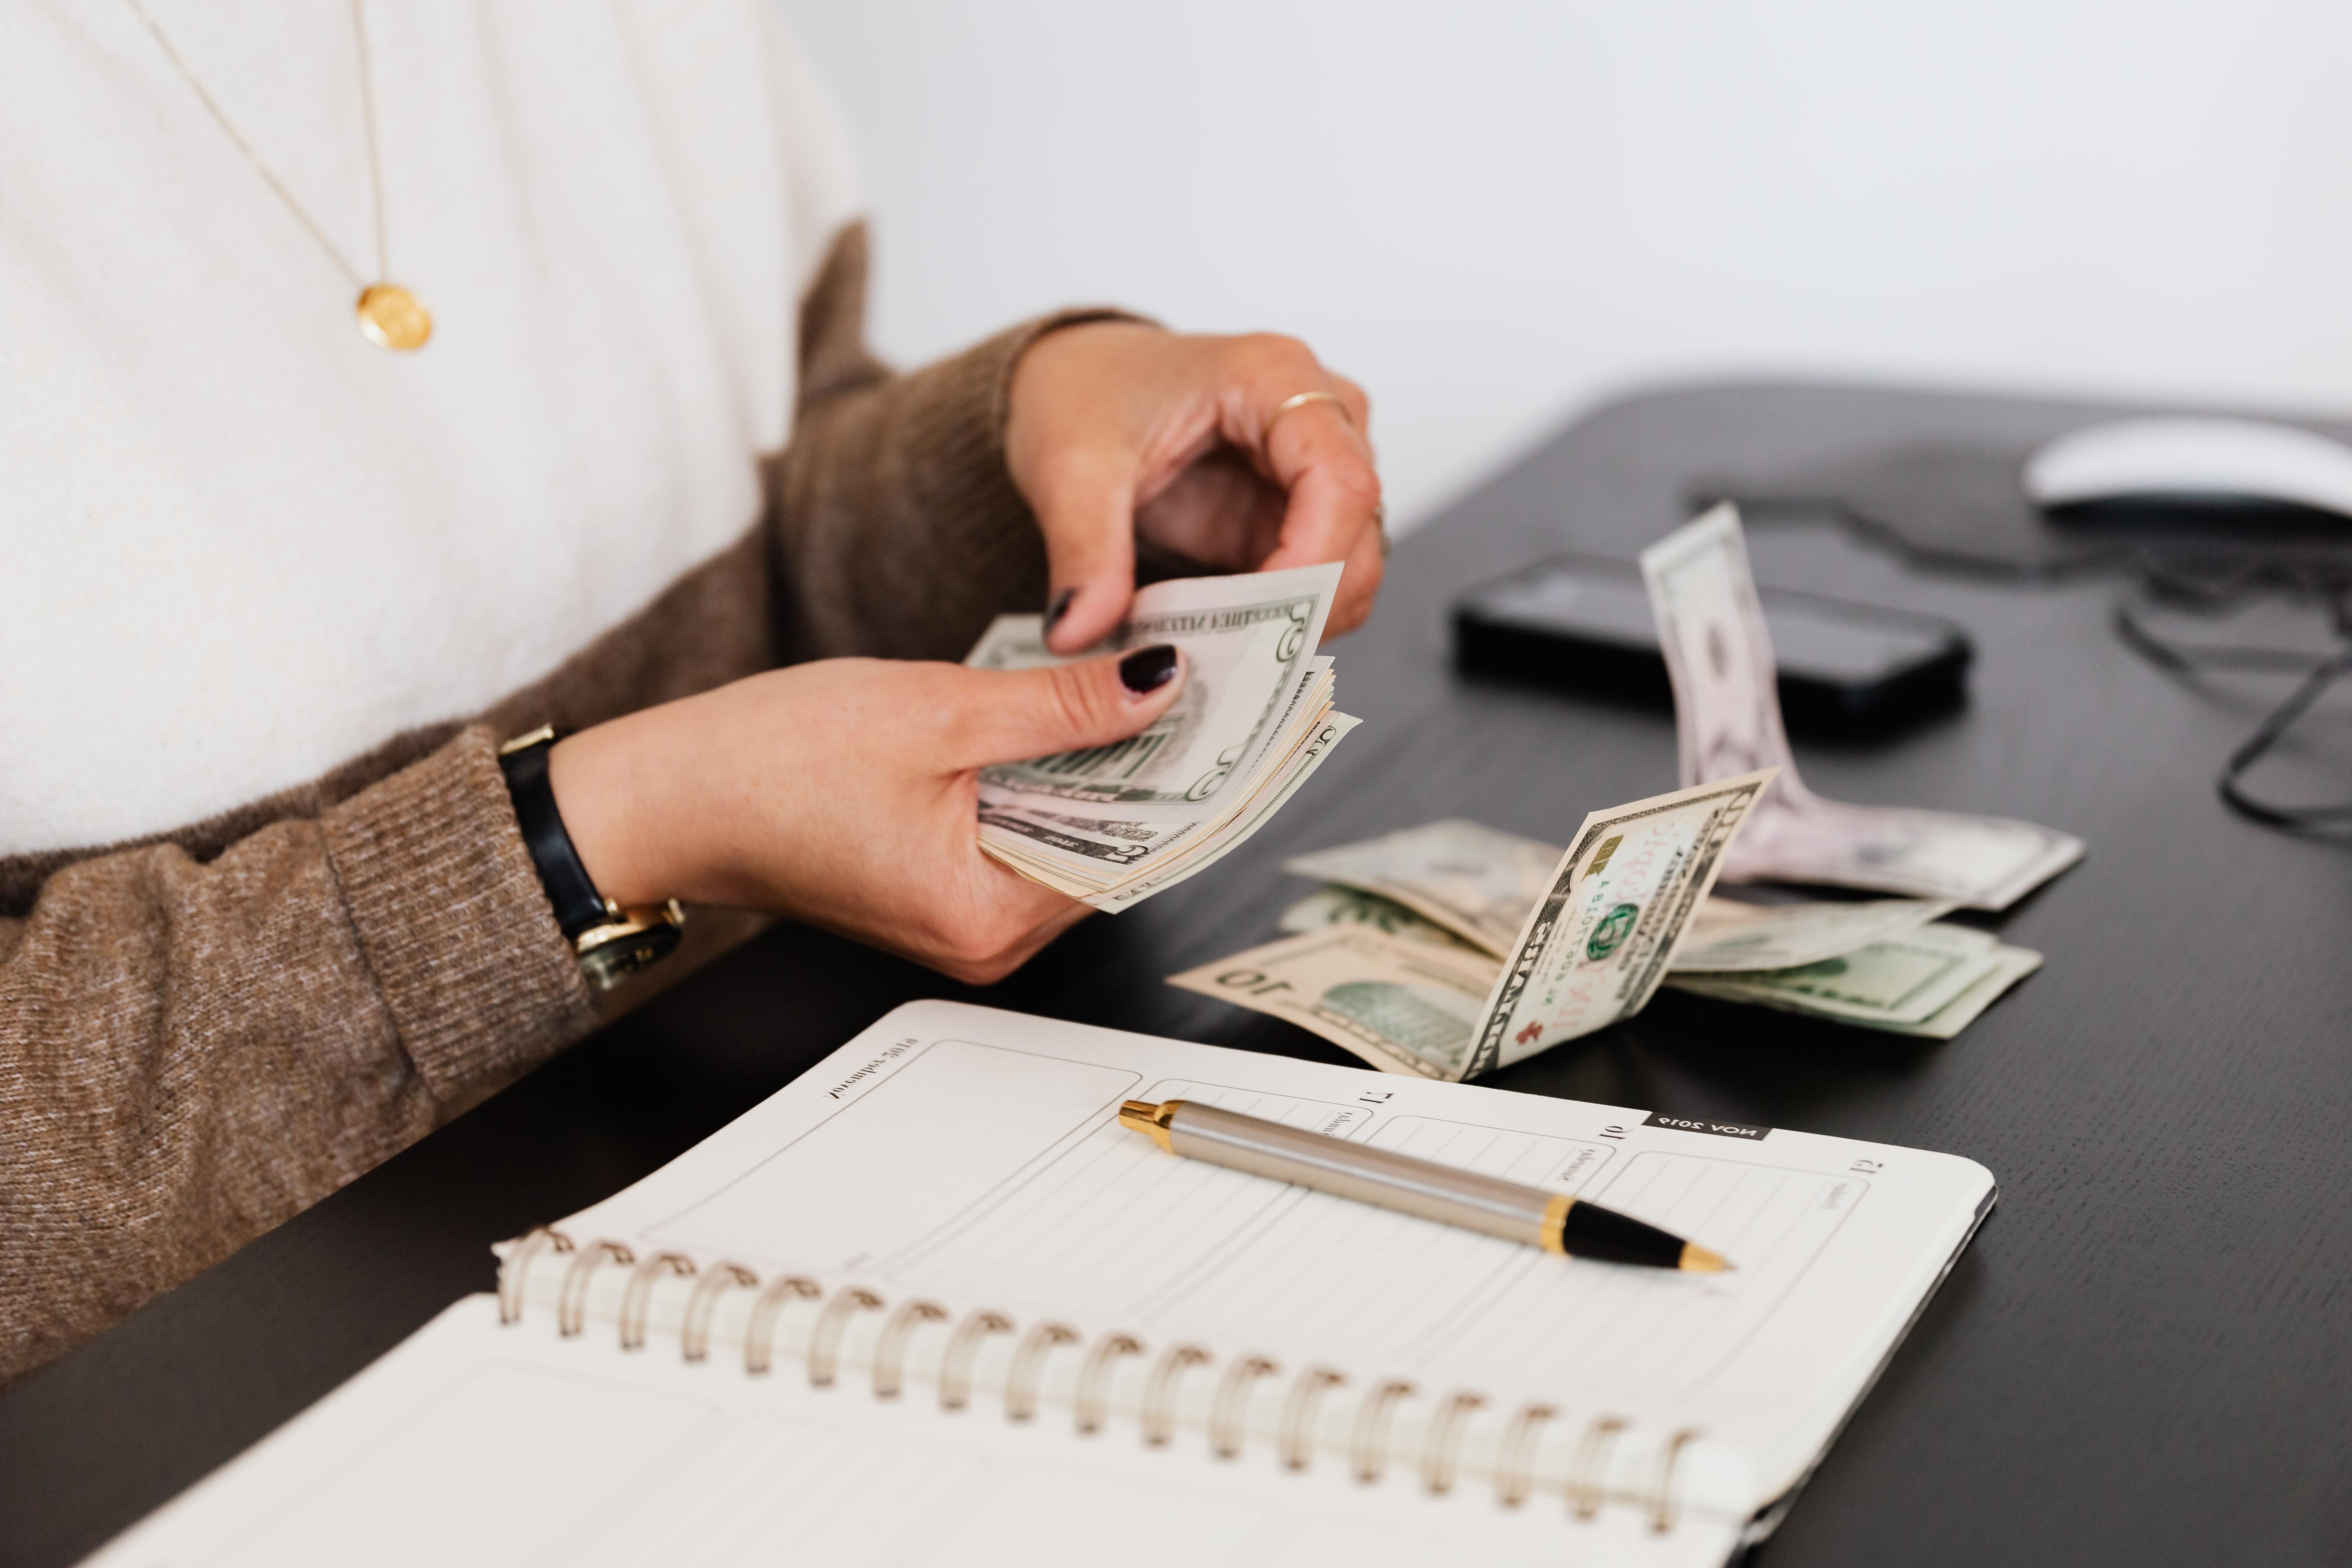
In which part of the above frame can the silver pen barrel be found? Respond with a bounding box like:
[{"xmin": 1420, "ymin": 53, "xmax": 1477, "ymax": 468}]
[{"xmin": 1121, "ymin": 1098, "xmax": 1567, "ymax": 1250}]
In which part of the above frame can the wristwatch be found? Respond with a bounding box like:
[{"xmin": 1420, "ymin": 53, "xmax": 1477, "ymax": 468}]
[{"xmin": 497, "ymin": 726, "xmax": 685, "ymax": 990}]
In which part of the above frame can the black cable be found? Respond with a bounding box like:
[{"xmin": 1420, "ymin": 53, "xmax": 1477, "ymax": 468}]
[
  {"xmin": 2217, "ymin": 649, "xmax": 2352, "ymax": 827},
  {"xmin": 2108, "ymin": 552, "xmax": 2352, "ymax": 832},
  {"xmin": 2112, "ymin": 594, "xmax": 2324, "ymax": 674}
]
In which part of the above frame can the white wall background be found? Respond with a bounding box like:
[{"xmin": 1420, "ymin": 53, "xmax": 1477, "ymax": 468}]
[{"xmin": 781, "ymin": 0, "xmax": 2352, "ymax": 533}]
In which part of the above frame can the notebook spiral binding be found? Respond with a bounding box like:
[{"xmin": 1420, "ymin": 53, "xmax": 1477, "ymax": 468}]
[{"xmin": 499, "ymin": 1226, "xmax": 1696, "ymax": 1534}]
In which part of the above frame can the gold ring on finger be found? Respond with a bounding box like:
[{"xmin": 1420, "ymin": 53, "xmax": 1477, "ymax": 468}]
[{"xmin": 1263, "ymin": 389, "xmax": 1352, "ymax": 447}]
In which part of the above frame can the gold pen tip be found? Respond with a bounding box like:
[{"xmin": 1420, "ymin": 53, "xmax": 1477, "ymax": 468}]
[
  {"xmin": 1118, "ymin": 1099, "xmax": 1177, "ymax": 1152},
  {"xmin": 1680, "ymin": 1243, "xmax": 1733, "ymax": 1273}
]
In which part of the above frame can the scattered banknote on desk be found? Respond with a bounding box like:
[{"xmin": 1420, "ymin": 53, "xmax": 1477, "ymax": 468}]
[
  {"xmin": 1173, "ymin": 773, "xmax": 1775, "ymax": 1079},
  {"xmin": 1672, "ymin": 890, "xmax": 1961, "ymax": 971},
  {"xmin": 1191, "ymin": 815, "xmax": 2038, "ymax": 1072},
  {"xmin": 966, "ymin": 563, "xmax": 1358, "ymax": 909},
  {"xmin": 1666, "ymin": 930, "xmax": 2045, "ymax": 1041},
  {"xmin": 1159, "ymin": 505, "xmax": 2073, "ymax": 1061},
  {"xmin": 1281, "ymin": 817, "xmax": 1561, "ymax": 953},
  {"xmin": 1275, "ymin": 884, "xmax": 1486, "ymax": 950},
  {"xmin": 1280, "ymin": 818, "xmax": 1957, "ymax": 970},
  {"xmin": 1641, "ymin": 504, "xmax": 2083, "ymax": 910},
  {"xmin": 1194, "ymin": 891, "xmax": 2040, "ymax": 1069},
  {"xmin": 1169, "ymin": 925, "xmax": 1504, "ymax": 1078}
]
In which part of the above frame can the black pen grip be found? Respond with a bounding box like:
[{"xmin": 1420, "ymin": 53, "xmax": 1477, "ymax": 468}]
[{"xmin": 1556, "ymin": 1201, "xmax": 1688, "ymax": 1267}]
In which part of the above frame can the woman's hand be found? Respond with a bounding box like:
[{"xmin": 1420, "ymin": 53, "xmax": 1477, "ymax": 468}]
[
  {"xmin": 1005, "ymin": 321, "xmax": 1385, "ymax": 655},
  {"xmin": 545, "ymin": 645, "xmax": 1185, "ymax": 983}
]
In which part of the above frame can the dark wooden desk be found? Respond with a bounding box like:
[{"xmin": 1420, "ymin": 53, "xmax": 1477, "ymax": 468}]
[{"xmin": 6, "ymin": 383, "xmax": 2349, "ymax": 1567}]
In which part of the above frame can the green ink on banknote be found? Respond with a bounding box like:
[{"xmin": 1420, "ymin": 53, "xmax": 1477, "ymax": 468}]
[{"xmin": 1586, "ymin": 902, "xmax": 1640, "ymax": 960}]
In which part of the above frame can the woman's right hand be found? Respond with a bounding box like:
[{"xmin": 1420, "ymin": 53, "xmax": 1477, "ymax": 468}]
[{"xmin": 544, "ymin": 646, "xmax": 1186, "ymax": 984}]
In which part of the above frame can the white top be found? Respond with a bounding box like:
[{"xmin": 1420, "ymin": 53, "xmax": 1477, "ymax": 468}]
[{"xmin": 0, "ymin": 0, "xmax": 860, "ymax": 854}]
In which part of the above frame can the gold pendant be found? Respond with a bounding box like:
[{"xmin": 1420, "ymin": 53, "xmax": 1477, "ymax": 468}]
[{"xmin": 355, "ymin": 283, "xmax": 433, "ymax": 351}]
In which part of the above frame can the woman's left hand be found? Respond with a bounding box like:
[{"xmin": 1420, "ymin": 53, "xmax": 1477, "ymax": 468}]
[{"xmin": 1004, "ymin": 321, "xmax": 1386, "ymax": 654}]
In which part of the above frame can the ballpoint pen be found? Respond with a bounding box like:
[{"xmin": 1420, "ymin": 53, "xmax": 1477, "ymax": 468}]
[{"xmin": 1118, "ymin": 1098, "xmax": 1730, "ymax": 1272}]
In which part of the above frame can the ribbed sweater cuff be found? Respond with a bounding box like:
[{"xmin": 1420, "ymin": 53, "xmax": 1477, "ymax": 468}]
[
  {"xmin": 322, "ymin": 726, "xmax": 595, "ymax": 1103},
  {"xmin": 986, "ymin": 306, "xmax": 1159, "ymax": 432},
  {"xmin": 775, "ymin": 306, "xmax": 1158, "ymax": 663},
  {"xmin": 910, "ymin": 305, "xmax": 1161, "ymax": 573}
]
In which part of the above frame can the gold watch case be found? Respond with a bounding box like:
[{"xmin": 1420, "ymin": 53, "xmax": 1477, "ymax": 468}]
[{"xmin": 574, "ymin": 899, "xmax": 687, "ymax": 991}]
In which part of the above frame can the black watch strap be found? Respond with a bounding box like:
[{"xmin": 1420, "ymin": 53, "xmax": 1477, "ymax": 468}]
[{"xmin": 496, "ymin": 727, "xmax": 609, "ymax": 940}]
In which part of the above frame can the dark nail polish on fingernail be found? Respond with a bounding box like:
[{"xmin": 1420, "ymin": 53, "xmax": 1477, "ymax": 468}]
[
  {"xmin": 1045, "ymin": 587, "xmax": 1075, "ymax": 632},
  {"xmin": 1119, "ymin": 644, "xmax": 1179, "ymax": 695}
]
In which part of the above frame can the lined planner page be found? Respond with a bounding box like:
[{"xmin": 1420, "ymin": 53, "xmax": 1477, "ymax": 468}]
[
  {"xmin": 91, "ymin": 1296, "xmax": 1737, "ymax": 1568},
  {"xmin": 560, "ymin": 1001, "xmax": 1991, "ymax": 1461},
  {"xmin": 865, "ymin": 1083, "xmax": 1859, "ymax": 1404}
]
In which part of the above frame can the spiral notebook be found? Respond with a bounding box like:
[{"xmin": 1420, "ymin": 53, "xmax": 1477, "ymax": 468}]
[{"xmin": 92, "ymin": 1001, "xmax": 1994, "ymax": 1567}]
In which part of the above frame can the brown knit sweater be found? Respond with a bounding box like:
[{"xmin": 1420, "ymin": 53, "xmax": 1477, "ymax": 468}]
[{"xmin": 0, "ymin": 222, "xmax": 1132, "ymax": 1384}]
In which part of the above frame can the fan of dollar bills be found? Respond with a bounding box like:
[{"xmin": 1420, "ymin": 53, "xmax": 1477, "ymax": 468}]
[
  {"xmin": 1166, "ymin": 505, "xmax": 2076, "ymax": 1081},
  {"xmin": 964, "ymin": 562, "xmax": 1358, "ymax": 910}
]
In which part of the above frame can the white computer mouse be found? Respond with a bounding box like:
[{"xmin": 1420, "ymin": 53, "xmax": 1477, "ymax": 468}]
[{"xmin": 2023, "ymin": 416, "xmax": 2352, "ymax": 523}]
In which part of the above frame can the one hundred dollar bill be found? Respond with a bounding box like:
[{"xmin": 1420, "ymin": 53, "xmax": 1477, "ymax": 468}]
[
  {"xmin": 1166, "ymin": 928, "xmax": 1504, "ymax": 1079},
  {"xmin": 968, "ymin": 565, "xmax": 1357, "ymax": 909},
  {"xmin": 1641, "ymin": 504, "xmax": 2083, "ymax": 910},
  {"xmin": 1468, "ymin": 770, "xmax": 1776, "ymax": 1076},
  {"xmin": 1669, "ymin": 926, "xmax": 2042, "ymax": 1039}
]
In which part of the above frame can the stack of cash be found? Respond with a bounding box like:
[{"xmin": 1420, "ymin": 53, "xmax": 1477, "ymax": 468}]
[
  {"xmin": 1666, "ymin": 922, "xmax": 2044, "ymax": 1038},
  {"xmin": 965, "ymin": 563, "xmax": 1358, "ymax": 910},
  {"xmin": 1171, "ymin": 816, "xmax": 2044, "ymax": 1079},
  {"xmin": 1286, "ymin": 818, "xmax": 2040, "ymax": 1032},
  {"xmin": 1171, "ymin": 775, "xmax": 1779, "ymax": 1081},
  {"xmin": 1170, "ymin": 502, "xmax": 2075, "ymax": 1076}
]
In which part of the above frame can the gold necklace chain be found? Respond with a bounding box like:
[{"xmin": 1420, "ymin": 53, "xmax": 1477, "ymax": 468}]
[{"xmin": 122, "ymin": 0, "xmax": 432, "ymax": 351}]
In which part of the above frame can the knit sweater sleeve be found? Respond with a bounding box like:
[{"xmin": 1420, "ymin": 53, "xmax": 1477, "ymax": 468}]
[
  {"xmin": 0, "ymin": 221, "xmax": 1135, "ymax": 1386},
  {"xmin": 0, "ymin": 728, "xmax": 594, "ymax": 1384}
]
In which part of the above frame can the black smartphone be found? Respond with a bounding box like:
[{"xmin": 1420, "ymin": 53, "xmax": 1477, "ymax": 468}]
[{"xmin": 1453, "ymin": 555, "xmax": 1972, "ymax": 735}]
